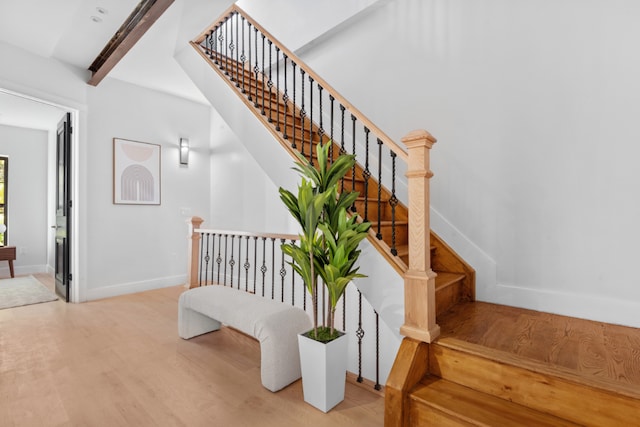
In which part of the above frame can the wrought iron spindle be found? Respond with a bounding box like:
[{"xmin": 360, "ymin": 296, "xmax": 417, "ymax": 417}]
[
  {"xmin": 375, "ymin": 310, "xmax": 381, "ymax": 390},
  {"xmin": 261, "ymin": 34, "xmax": 266, "ymax": 115},
  {"xmin": 216, "ymin": 234, "xmax": 222, "ymax": 283},
  {"xmin": 223, "ymin": 18, "xmax": 229, "ymax": 75},
  {"xmin": 209, "ymin": 232, "xmax": 216, "ymax": 285},
  {"xmin": 299, "ymin": 69, "xmax": 306, "ymax": 159},
  {"xmin": 356, "ymin": 290, "xmax": 364, "ymax": 383},
  {"xmin": 275, "ymin": 47, "xmax": 281, "ymax": 132},
  {"xmin": 271, "ymin": 238, "xmax": 276, "ymax": 300},
  {"xmin": 207, "ymin": 31, "xmax": 213, "ymax": 60},
  {"xmin": 318, "ymin": 85, "xmax": 325, "ymax": 143},
  {"xmin": 235, "ymin": 13, "xmax": 240, "ymax": 87},
  {"xmin": 290, "ymin": 239, "xmax": 295, "ymax": 305},
  {"xmin": 261, "ymin": 237, "xmax": 267, "ymax": 297},
  {"xmin": 200, "ymin": 233, "xmax": 207, "ymax": 285},
  {"xmin": 340, "ymin": 104, "xmax": 346, "ymax": 192},
  {"xmin": 237, "ymin": 234, "xmax": 243, "ymax": 289},
  {"xmin": 363, "ymin": 127, "xmax": 371, "ymax": 222},
  {"xmin": 240, "ymin": 16, "xmax": 246, "ymax": 93},
  {"xmin": 229, "ymin": 235, "xmax": 236, "ymax": 286},
  {"xmin": 283, "ymin": 55, "xmax": 289, "ymax": 139},
  {"xmin": 308, "ymin": 76, "xmax": 314, "ymax": 165},
  {"xmin": 390, "ymin": 151, "xmax": 398, "ymax": 256},
  {"xmin": 351, "ymin": 114, "xmax": 357, "ymax": 211},
  {"xmin": 253, "ymin": 27, "xmax": 259, "ymax": 107},
  {"xmin": 291, "ymin": 62, "xmax": 297, "ymax": 149},
  {"xmin": 247, "ymin": 22, "xmax": 252, "ymax": 101},
  {"xmin": 342, "ymin": 289, "xmax": 346, "ymax": 331},
  {"xmin": 223, "ymin": 234, "xmax": 228, "ymax": 285},
  {"xmin": 376, "ymin": 138, "xmax": 384, "ymax": 240},
  {"xmin": 279, "ymin": 238, "xmax": 286, "ymax": 303},
  {"xmin": 253, "ymin": 236, "xmax": 258, "ymax": 294},
  {"xmin": 268, "ymin": 40, "xmax": 273, "ymax": 123},
  {"xmin": 329, "ymin": 95, "xmax": 335, "ymax": 161}
]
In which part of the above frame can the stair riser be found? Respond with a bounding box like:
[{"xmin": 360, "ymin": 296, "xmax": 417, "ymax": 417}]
[{"xmin": 429, "ymin": 344, "xmax": 639, "ymax": 426}]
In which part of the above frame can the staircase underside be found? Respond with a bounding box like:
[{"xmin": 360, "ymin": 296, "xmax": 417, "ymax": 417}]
[{"xmin": 387, "ymin": 301, "xmax": 640, "ymax": 426}]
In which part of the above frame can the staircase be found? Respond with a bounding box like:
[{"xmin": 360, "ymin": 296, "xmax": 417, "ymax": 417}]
[{"xmin": 181, "ymin": 5, "xmax": 640, "ymax": 426}]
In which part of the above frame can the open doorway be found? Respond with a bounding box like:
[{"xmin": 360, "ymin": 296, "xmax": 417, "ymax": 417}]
[{"xmin": 0, "ymin": 88, "xmax": 78, "ymax": 302}]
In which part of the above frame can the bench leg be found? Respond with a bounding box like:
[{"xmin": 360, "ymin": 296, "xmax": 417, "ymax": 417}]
[{"xmin": 178, "ymin": 303, "xmax": 221, "ymax": 339}]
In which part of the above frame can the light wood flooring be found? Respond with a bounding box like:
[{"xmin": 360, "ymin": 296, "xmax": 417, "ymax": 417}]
[{"xmin": 0, "ymin": 274, "xmax": 383, "ymax": 427}]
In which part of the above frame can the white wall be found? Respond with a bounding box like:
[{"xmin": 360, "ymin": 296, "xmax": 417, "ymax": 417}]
[
  {"xmin": 84, "ymin": 78, "xmax": 212, "ymax": 299},
  {"xmin": 0, "ymin": 124, "xmax": 49, "ymax": 275},
  {"xmin": 296, "ymin": 0, "xmax": 640, "ymax": 327}
]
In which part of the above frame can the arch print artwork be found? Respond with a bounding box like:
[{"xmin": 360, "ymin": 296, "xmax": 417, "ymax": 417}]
[{"xmin": 113, "ymin": 138, "xmax": 161, "ymax": 205}]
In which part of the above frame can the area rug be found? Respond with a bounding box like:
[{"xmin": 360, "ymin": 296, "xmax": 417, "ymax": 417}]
[{"xmin": 0, "ymin": 276, "xmax": 58, "ymax": 310}]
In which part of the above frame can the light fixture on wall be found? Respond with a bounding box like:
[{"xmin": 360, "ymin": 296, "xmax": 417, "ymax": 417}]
[{"xmin": 179, "ymin": 137, "xmax": 189, "ymax": 165}]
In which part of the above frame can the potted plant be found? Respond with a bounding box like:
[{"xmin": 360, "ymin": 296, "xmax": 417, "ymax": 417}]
[{"xmin": 279, "ymin": 142, "xmax": 371, "ymax": 412}]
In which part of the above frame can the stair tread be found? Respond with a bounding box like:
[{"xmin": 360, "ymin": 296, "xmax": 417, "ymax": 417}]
[
  {"xmin": 411, "ymin": 377, "xmax": 579, "ymax": 426},
  {"xmin": 434, "ymin": 271, "xmax": 465, "ymax": 291}
]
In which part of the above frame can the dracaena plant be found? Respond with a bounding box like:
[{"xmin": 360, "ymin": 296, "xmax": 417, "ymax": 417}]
[{"xmin": 280, "ymin": 142, "xmax": 371, "ymax": 342}]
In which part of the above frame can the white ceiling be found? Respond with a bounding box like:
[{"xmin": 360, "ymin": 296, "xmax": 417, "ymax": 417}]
[{"xmin": 0, "ymin": 0, "xmax": 234, "ymax": 131}]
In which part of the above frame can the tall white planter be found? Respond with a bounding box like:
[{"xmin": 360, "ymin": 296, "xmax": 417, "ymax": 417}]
[{"xmin": 297, "ymin": 331, "xmax": 349, "ymax": 413}]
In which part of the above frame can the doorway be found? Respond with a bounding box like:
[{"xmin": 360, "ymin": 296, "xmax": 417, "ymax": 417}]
[{"xmin": 0, "ymin": 88, "xmax": 79, "ymax": 302}]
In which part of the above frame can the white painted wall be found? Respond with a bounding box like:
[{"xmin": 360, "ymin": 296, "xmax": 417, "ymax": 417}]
[
  {"xmin": 84, "ymin": 78, "xmax": 212, "ymax": 299},
  {"xmin": 295, "ymin": 0, "xmax": 640, "ymax": 327},
  {"xmin": 0, "ymin": 124, "xmax": 49, "ymax": 275}
]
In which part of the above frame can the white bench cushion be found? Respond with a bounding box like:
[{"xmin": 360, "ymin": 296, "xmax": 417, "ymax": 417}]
[{"xmin": 178, "ymin": 285, "xmax": 312, "ymax": 392}]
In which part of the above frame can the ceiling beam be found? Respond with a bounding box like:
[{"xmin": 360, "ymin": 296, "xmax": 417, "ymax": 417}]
[{"xmin": 87, "ymin": 0, "xmax": 174, "ymax": 86}]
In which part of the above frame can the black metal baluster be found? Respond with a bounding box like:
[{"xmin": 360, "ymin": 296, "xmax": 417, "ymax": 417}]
[
  {"xmin": 234, "ymin": 12, "xmax": 240, "ymax": 87},
  {"xmin": 228, "ymin": 13, "xmax": 234, "ymax": 80},
  {"xmin": 216, "ymin": 234, "xmax": 222, "ymax": 283},
  {"xmin": 271, "ymin": 238, "xmax": 276, "ymax": 300},
  {"xmin": 253, "ymin": 26, "xmax": 259, "ymax": 107},
  {"xmin": 390, "ymin": 151, "xmax": 398, "ymax": 256},
  {"xmin": 207, "ymin": 31, "xmax": 213, "ymax": 60},
  {"xmin": 342, "ymin": 290, "xmax": 346, "ymax": 331},
  {"xmin": 290, "ymin": 239, "xmax": 295, "ymax": 306},
  {"xmin": 375, "ymin": 310, "xmax": 381, "ymax": 390},
  {"xmin": 268, "ymin": 40, "xmax": 274, "ymax": 123},
  {"xmin": 329, "ymin": 95, "xmax": 335, "ymax": 161},
  {"xmin": 291, "ymin": 62, "xmax": 297, "ymax": 149},
  {"xmin": 223, "ymin": 234, "xmax": 228, "ymax": 285},
  {"xmin": 283, "ymin": 55, "xmax": 289, "ymax": 139},
  {"xmin": 200, "ymin": 233, "xmax": 207, "ymax": 286},
  {"xmin": 363, "ymin": 127, "xmax": 371, "ymax": 222},
  {"xmin": 308, "ymin": 76, "xmax": 314, "ymax": 165},
  {"xmin": 229, "ymin": 235, "xmax": 236, "ymax": 287},
  {"xmin": 247, "ymin": 22, "xmax": 252, "ymax": 101},
  {"xmin": 261, "ymin": 34, "xmax": 266, "ymax": 115},
  {"xmin": 279, "ymin": 238, "xmax": 286, "ymax": 303},
  {"xmin": 209, "ymin": 233, "xmax": 216, "ymax": 285},
  {"xmin": 300, "ymin": 69, "xmax": 306, "ymax": 158},
  {"xmin": 376, "ymin": 138, "xmax": 384, "ymax": 240},
  {"xmin": 237, "ymin": 234, "xmax": 242, "ymax": 289},
  {"xmin": 261, "ymin": 237, "xmax": 267, "ymax": 297},
  {"xmin": 223, "ymin": 18, "xmax": 229, "ymax": 75},
  {"xmin": 240, "ymin": 16, "xmax": 246, "ymax": 93},
  {"xmin": 243, "ymin": 236, "xmax": 250, "ymax": 291},
  {"xmin": 356, "ymin": 290, "xmax": 364, "ymax": 383},
  {"xmin": 318, "ymin": 85, "xmax": 324, "ymax": 145},
  {"xmin": 351, "ymin": 114, "xmax": 357, "ymax": 211},
  {"xmin": 253, "ymin": 236, "xmax": 258, "ymax": 294},
  {"xmin": 340, "ymin": 105, "xmax": 346, "ymax": 192},
  {"xmin": 275, "ymin": 47, "xmax": 281, "ymax": 132}
]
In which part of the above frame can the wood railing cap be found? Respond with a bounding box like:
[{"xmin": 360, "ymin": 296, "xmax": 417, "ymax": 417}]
[{"xmin": 401, "ymin": 130, "xmax": 437, "ymax": 149}]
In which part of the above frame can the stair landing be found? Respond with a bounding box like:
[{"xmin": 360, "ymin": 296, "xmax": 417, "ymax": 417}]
[{"xmin": 436, "ymin": 301, "xmax": 640, "ymax": 396}]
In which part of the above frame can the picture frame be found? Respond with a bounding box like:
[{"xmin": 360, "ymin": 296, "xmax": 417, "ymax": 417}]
[{"xmin": 113, "ymin": 138, "xmax": 161, "ymax": 205}]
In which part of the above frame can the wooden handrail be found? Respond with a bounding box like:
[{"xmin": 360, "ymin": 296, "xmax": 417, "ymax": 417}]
[
  {"xmin": 193, "ymin": 4, "xmax": 408, "ymax": 163},
  {"xmin": 195, "ymin": 227, "xmax": 299, "ymax": 242}
]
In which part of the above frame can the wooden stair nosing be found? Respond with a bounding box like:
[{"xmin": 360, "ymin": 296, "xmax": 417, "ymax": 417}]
[
  {"xmin": 411, "ymin": 376, "xmax": 579, "ymax": 427},
  {"xmin": 429, "ymin": 337, "xmax": 640, "ymax": 426}
]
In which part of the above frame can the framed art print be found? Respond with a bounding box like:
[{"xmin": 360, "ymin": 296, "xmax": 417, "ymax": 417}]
[{"xmin": 113, "ymin": 138, "xmax": 161, "ymax": 205}]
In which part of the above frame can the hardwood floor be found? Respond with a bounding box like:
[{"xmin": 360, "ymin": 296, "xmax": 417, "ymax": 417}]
[{"xmin": 0, "ymin": 274, "xmax": 383, "ymax": 426}]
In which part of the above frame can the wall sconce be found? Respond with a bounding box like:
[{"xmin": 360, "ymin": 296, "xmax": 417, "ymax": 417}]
[{"xmin": 179, "ymin": 137, "xmax": 189, "ymax": 165}]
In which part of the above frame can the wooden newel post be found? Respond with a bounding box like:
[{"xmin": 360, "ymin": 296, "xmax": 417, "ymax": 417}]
[
  {"xmin": 399, "ymin": 130, "xmax": 440, "ymax": 343},
  {"xmin": 186, "ymin": 216, "xmax": 204, "ymax": 289}
]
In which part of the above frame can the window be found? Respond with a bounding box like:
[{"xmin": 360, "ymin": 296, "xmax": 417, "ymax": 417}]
[{"xmin": 0, "ymin": 157, "xmax": 7, "ymax": 245}]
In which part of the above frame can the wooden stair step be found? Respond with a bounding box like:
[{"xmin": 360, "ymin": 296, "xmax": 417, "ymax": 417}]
[
  {"xmin": 430, "ymin": 335, "xmax": 640, "ymax": 426},
  {"xmin": 410, "ymin": 376, "xmax": 579, "ymax": 426},
  {"xmin": 434, "ymin": 272, "xmax": 465, "ymax": 291}
]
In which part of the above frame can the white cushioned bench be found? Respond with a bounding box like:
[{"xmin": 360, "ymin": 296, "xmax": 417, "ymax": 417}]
[{"xmin": 178, "ymin": 285, "xmax": 312, "ymax": 392}]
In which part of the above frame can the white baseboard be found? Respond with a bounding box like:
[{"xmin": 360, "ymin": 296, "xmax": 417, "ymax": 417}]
[{"xmin": 84, "ymin": 275, "xmax": 187, "ymax": 301}]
